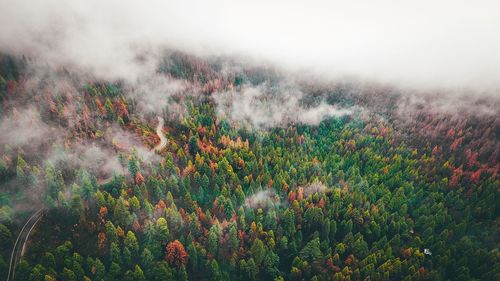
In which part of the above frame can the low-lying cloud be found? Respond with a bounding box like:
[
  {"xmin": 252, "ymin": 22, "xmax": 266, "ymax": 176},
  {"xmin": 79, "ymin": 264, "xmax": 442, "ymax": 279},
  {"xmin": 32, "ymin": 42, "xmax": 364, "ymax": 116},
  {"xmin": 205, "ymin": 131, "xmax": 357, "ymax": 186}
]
[
  {"xmin": 243, "ymin": 189, "xmax": 279, "ymax": 209},
  {"xmin": 48, "ymin": 143, "xmax": 124, "ymax": 180},
  {"xmin": 302, "ymin": 181, "xmax": 329, "ymax": 197},
  {"xmin": 107, "ymin": 125, "xmax": 162, "ymax": 164},
  {"xmin": 0, "ymin": 107, "xmax": 57, "ymax": 147},
  {"xmin": 214, "ymin": 83, "xmax": 353, "ymax": 128},
  {"xmin": 1, "ymin": 0, "xmax": 499, "ymax": 91},
  {"xmin": 128, "ymin": 75, "xmax": 191, "ymax": 118}
]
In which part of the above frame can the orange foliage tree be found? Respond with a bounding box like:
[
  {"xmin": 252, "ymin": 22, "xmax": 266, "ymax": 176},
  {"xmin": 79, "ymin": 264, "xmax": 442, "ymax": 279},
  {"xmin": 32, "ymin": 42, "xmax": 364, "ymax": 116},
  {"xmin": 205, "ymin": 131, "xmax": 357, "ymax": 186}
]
[
  {"xmin": 135, "ymin": 171, "xmax": 145, "ymax": 185},
  {"xmin": 165, "ymin": 240, "xmax": 188, "ymax": 266}
]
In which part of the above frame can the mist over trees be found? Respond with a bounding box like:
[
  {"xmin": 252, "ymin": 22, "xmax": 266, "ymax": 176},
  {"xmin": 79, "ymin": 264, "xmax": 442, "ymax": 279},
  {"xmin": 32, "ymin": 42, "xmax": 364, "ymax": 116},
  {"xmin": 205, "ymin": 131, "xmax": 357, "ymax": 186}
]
[{"xmin": 0, "ymin": 52, "xmax": 498, "ymax": 281}]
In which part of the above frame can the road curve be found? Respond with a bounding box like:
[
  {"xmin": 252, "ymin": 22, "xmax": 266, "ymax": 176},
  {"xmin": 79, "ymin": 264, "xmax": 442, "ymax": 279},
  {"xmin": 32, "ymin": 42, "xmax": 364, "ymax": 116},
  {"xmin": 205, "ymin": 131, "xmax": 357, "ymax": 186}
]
[
  {"xmin": 153, "ymin": 116, "xmax": 167, "ymax": 152},
  {"xmin": 7, "ymin": 209, "xmax": 45, "ymax": 281}
]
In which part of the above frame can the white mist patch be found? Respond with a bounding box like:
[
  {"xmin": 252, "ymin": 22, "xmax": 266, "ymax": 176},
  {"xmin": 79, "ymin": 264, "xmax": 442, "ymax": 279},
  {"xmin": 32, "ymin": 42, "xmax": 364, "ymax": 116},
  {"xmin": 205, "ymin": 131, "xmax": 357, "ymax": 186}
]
[
  {"xmin": 298, "ymin": 104, "xmax": 352, "ymax": 125},
  {"xmin": 243, "ymin": 189, "xmax": 279, "ymax": 209},
  {"xmin": 0, "ymin": 108, "xmax": 57, "ymax": 147},
  {"xmin": 214, "ymin": 83, "xmax": 352, "ymax": 128},
  {"xmin": 107, "ymin": 126, "xmax": 162, "ymax": 164},
  {"xmin": 397, "ymin": 92, "xmax": 500, "ymax": 117},
  {"xmin": 128, "ymin": 75, "xmax": 189, "ymax": 116},
  {"xmin": 302, "ymin": 181, "xmax": 329, "ymax": 197},
  {"xmin": 79, "ymin": 145, "xmax": 124, "ymax": 177},
  {"xmin": 47, "ymin": 143, "xmax": 124, "ymax": 180}
]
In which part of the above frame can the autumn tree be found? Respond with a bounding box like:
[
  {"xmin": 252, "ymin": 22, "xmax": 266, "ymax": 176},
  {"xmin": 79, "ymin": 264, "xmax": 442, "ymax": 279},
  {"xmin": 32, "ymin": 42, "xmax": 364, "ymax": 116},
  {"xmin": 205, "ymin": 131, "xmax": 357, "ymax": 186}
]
[{"xmin": 165, "ymin": 240, "xmax": 188, "ymax": 267}]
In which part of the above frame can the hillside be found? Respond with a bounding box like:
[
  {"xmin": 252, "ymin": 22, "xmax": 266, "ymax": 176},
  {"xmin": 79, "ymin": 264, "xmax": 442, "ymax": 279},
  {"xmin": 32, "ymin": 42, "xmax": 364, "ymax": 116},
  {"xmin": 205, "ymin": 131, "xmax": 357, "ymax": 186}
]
[{"xmin": 0, "ymin": 52, "xmax": 498, "ymax": 281}]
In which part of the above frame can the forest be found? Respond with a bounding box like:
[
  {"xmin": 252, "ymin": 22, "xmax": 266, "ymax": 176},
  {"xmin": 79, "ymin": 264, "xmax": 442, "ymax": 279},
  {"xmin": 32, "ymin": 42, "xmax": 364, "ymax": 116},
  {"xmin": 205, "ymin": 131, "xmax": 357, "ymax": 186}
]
[{"xmin": 0, "ymin": 52, "xmax": 498, "ymax": 281}]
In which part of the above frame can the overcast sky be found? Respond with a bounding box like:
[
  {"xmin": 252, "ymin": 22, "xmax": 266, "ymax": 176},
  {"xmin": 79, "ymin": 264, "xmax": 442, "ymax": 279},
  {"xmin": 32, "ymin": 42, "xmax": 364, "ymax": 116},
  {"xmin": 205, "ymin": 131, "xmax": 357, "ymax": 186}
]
[{"xmin": 1, "ymin": 0, "xmax": 499, "ymax": 91}]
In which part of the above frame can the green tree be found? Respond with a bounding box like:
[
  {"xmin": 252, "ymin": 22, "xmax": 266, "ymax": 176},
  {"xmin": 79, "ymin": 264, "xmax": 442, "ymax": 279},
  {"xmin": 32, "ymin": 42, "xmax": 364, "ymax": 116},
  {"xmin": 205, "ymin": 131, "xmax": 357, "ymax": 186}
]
[
  {"xmin": 125, "ymin": 231, "xmax": 139, "ymax": 256},
  {"xmin": 228, "ymin": 224, "xmax": 239, "ymax": 253},
  {"xmin": 208, "ymin": 225, "xmax": 220, "ymax": 257},
  {"xmin": 251, "ymin": 238, "xmax": 266, "ymax": 266},
  {"xmin": 113, "ymin": 197, "xmax": 131, "ymax": 226}
]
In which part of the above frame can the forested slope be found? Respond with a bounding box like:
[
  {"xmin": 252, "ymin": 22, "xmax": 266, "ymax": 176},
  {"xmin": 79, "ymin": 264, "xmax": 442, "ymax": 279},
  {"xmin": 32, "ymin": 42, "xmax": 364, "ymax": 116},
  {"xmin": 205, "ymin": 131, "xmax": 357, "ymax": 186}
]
[{"xmin": 0, "ymin": 53, "xmax": 498, "ymax": 281}]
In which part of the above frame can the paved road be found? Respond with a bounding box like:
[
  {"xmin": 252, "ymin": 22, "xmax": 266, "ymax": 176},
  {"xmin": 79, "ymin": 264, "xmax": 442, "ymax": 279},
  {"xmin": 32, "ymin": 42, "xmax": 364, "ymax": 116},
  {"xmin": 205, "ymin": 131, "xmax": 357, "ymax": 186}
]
[{"xmin": 6, "ymin": 209, "xmax": 45, "ymax": 281}]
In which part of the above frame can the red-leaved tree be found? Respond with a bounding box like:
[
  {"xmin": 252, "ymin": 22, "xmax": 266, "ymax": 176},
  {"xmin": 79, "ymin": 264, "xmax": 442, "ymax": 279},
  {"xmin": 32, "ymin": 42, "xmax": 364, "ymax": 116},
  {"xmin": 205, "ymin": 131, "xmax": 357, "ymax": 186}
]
[{"xmin": 165, "ymin": 240, "xmax": 188, "ymax": 266}]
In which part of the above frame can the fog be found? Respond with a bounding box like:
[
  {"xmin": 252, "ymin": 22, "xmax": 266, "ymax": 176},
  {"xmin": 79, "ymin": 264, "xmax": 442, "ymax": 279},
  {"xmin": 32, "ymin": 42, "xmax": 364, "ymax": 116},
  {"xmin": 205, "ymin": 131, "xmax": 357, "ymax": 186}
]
[
  {"xmin": 213, "ymin": 83, "xmax": 354, "ymax": 128},
  {"xmin": 1, "ymin": 0, "xmax": 499, "ymax": 91},
  {"xmin": 243, "ymin": 189, "xmax": 279, "ymax": 209},
  {"xmin": 0, "ymin": 107, "xmax": 57, "ymax": 147},
  {"xmin": 0, "ymin": 0, "xmax": 498, "ymax": 222}
]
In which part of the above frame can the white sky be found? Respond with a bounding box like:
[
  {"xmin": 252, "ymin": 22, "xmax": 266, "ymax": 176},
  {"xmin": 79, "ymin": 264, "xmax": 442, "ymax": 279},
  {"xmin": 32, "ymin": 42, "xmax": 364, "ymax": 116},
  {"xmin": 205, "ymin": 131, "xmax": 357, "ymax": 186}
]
[{"xmin": 1, "ymin": 0, "xmax": 499, "ymax": 91}]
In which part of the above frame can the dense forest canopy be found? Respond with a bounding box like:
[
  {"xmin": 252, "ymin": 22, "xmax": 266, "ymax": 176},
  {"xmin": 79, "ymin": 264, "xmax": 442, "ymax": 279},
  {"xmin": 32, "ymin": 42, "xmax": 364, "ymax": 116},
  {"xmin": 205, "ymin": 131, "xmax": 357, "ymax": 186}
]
[{"xmin": 0, "ymin": 51, "xmax": 498, "ymax": 281}]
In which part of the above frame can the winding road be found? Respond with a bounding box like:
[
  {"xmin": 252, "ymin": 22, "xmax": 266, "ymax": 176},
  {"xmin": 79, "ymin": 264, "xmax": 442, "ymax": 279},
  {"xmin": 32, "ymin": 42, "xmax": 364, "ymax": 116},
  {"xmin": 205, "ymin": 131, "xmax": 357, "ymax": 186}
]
[
  {"xmin": 153, "ymin": 116, "xmax": 167, "ymax": 152},
  {"xmin": 7, "ymin": 208, "xmax": 45, "ymax": 281}
]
